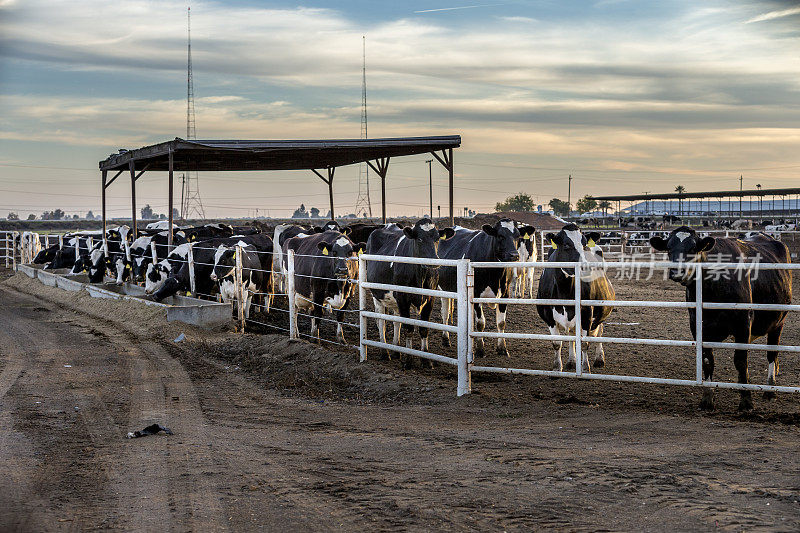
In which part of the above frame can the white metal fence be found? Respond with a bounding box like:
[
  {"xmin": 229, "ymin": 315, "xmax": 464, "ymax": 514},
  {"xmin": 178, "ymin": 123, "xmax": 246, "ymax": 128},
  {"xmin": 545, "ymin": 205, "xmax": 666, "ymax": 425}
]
[{"xmin": 9, "ymin": 228, "xmax": 800, "ymax": 402}]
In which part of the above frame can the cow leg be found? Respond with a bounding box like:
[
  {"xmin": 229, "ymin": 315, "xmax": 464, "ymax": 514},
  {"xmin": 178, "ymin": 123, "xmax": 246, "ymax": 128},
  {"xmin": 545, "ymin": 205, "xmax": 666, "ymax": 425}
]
[
  {"xmin": 244, "ymin": 291, "xmax": 253, "ymax": 320},
  {"xmin": 311, "ymin": 295, "xmax": 325, "ymax": 344},
  {"xmin": 495, "ymin": 303, "xmax": 509, "ymax": 357},
  {"xmin": 419, "ymin": 297, "xmax": 434, "ymax": 368},
  {"xmin": 335, "ymin": 308, "xmax": 346, "ymax": 343},
  {"xmin": 565, "ymin": 336, "xmax": 577, "ymax": 371},
  {"xmin": 373, "ymin": 297, "xmax": 391, "ymax": 360},
  {"xmin": 550, "ymin": 325, "xmax": 563, "ymax": 372},
  {"xmin": 734, "ymin": 347, "xmax": 752, "ymax": 411},
  {"xmin": 397, "ymin": 300, "xmax": 413, "ymax": 368},
  {"xmin": 764, "ymin": 326, "xmax": 783, "ymax": 400},
  {"xmin": 580, "ymin": 329, "xmax": 591, "ymax": 373},
  {"xmin": 591, "ymin": 324, "xmax": 606, "ymax": 368},
  {"xmin": 474, "ymin": 303, "xmax": 486, "ymax": 358},
  {"xmin": 440, "ymin": 296, "xmax": 453, "ymax": 347},
  {"xmin": 699, "ymin": 348, "xmax": 716, "ymax": 410}
]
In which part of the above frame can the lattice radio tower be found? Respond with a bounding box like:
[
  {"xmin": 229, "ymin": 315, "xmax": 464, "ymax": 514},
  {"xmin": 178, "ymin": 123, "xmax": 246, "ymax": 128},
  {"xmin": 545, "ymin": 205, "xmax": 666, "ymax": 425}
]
[
  {"xmin": 181, "ymin": 5, "xmax": 206, "ymax": 220},
  {"xmin": 354, "ymin": 36, "xmax": 373, "ymax": 218}
]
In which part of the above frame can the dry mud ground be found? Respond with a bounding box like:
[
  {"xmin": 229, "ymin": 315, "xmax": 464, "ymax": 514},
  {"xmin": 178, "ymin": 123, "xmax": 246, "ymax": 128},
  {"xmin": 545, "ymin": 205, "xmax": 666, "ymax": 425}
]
[{"xmin": 2, "ymin": 269, "xmax": 800, "ymax": 531}]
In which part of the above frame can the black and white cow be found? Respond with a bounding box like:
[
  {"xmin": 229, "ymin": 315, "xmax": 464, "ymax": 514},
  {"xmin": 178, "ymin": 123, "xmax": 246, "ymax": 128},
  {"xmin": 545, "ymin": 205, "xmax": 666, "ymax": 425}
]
[
  {"xmin": 210, "ymin": 244, "xmax": 267, "ymax": 319},
  {"xmin": 437, "ymin": 219, "xmax": 527, "ymax": 357},
  {"xmin": 507, "ymin": 224, "xmax": 537, "ymax": 298},
  {"xmin": 366, "ymin": 218, "xmax": 454, "ymax": 359},
  {"xmin": 180, "ymin": 223, "xmax": 234, "ymax": 242},
  {"xmin": 536, "ymin": 224, "xmax": 615, "ymax": 372},
  {"xmin": 272, "ymin": 224, "xmax": 313, "ymax": 292},
  {"xmin": 650, "ymin": 227, "xmax": 792, "ymax": 411},
  {"xmin": 210, "ymin": 234, "xmax": 275, "ymax": 313},
  {"xmin": 282, "ymin": 230, "xmax": 366, "ymax": 341},
  {"xmin": 153, "ymin": 234, "xmax": 273, "ymax": 303}
]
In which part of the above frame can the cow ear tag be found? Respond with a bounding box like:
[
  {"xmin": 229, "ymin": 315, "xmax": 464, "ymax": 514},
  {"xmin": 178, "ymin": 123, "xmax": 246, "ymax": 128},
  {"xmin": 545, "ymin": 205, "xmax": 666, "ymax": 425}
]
[
  {"xmin": 439, "ymin": 235, "xmax": 446, "ymax": 240},
  {"xmin": 550, "ymin": 239, "xmax": 557, "ymax": 249},
  {"xmin": 523, "ymin": 233, "xmax": 530, "ymax": 240},
  {"xmin": 587, "ymin": 238, "xmax": 596, "ymax": 248},
  {"xmin": 357, "ymin": 249, "xmax": 363, "ymax": 256},
  {"xmin": 322, "ymin": 248, "xmax": 329, "ymax": 255}
]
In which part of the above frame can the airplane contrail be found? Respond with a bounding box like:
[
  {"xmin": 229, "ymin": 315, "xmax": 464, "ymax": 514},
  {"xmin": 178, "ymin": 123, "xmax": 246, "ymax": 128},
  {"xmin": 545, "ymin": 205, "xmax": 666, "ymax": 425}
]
[
  {"xmin": 745, "ymin": 6, "xmax": 800, "ymax": 24},
  {"xmin": 414, "ymin": 3, "xmax": 507, "ymax": 13}
]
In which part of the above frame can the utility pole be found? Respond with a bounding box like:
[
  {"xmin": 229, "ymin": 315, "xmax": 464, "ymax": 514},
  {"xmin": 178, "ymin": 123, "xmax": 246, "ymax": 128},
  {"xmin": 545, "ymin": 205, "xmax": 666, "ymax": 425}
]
[
  {"xmin": 567, "ymin": 174, "xmax": 572, "ymax": 216},
  {"xmin": 355, "ymin": 35, "xmax": 373, "ymax": 218},
  {"xmin": 426, "ymin": 159, "xmax": 433, "ymax": 219}
]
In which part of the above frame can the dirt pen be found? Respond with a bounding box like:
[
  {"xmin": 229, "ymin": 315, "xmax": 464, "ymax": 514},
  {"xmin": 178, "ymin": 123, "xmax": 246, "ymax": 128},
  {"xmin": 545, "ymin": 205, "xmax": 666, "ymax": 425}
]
[
  {"xmin": 9, "ymin": 227, "xmax": 800, "ymax": 417},
  {"xmin": 5, "ymin": 230, "xmax": 800, "ymax": 530}
]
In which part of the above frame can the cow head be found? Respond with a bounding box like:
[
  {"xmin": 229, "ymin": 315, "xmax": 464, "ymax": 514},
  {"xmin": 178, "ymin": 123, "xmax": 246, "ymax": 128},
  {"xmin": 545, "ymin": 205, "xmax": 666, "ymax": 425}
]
[
  {"xmin": 131, "ymin": 256, "xmax": 151, "ymax": 282},
  {"xmin": 402, "ymin": 218, "xmax": 454, "ymax": 261},
  {"xmin": 315, "ymin": 220, "xmax": 341, "ymax": 233},
  {"xmin": 114, "ymin": 254, "xmax": 134, "ymax": 285},
  {"xmin": 481, "ymin": 219, "xmax": 522, "ymax": 262},
  {"xmin": 210, "ymin": 244, "xmax": 240, "ymax": 283},
  {"xmin": 649, "ymin": 226, "xmax": 714, "ymax": 284},
  {"xmin": 84, "ymin": 249, "xmax": 112, "ymax": 283},
  {"xmin": 145, "ymin": 260, "xmax": 171, "ymax": 294},
  {"xmin": 516, "ymin": 225, "xmax": 537, "ymax": 260},
  {"xmin": 545, "ymin": 224, "xmax": 604, "ymax": 279},
  {"xmin": 316, "ymin": 235, "xmax": 367, "ymax": 309}
]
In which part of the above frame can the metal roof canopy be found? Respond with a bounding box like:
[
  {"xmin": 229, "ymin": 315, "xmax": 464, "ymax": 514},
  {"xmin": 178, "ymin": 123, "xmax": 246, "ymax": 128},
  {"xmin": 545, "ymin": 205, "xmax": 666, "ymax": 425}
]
[
  {"xmin": 98, "ymin": 135, "xmax": 461, "ymax": 246},
  {"xmin": 594, "ymin": 187, "xmax": 800, "ymax": 202}
]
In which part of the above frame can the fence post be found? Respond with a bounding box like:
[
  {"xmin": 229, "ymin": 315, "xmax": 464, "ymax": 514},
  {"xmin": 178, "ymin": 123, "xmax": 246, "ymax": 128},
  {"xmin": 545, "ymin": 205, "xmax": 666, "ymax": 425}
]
[
  {"xmin": 12, "ymin": 232, "xmax": 18, "ymax": 270},
  {"xmin": 57, "ymin": 234, "xmax": 63, "ymax": 250},
  {"xmin": 466, "ymin": 263, "xmax": 475, "ymax": 364},
  {"xmin": 287, "ymin": 249, "xmax": 297, "ymax": 339},
  {"xmin": 187, "ymin": 242, "xmax": 196, "ymax": 296},
  {"xmin": 574, "ymin": 262, "xmax": 583, "ymax": 376},
  {"xmin": 358, "ymin": 254, "xmax": 367, "ymax": 362},
  {"xmin": 4, "ymin": 233, "xmax": 9, "ymax": 268},
  {"xmin": 456, "ymin": 258, "xmax": 472, "ymax": 396},
  {"xmin": 695, "ymin": 264, "xmax": 703, "ymax": 383},
  {"xmin": 150, "ymin": 240, "xmax": 157, "ymax": 264},
  {"xmin": 234, "ymin": 243, "xmax": 245, "ymax": 333}
]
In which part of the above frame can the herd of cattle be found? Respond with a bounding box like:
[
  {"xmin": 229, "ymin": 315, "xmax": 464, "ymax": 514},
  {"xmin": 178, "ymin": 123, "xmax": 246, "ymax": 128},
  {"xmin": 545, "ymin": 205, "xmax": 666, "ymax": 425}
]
[{"xmin": 25, "ymin": 217, "xmax": 794, "ymax": 411}]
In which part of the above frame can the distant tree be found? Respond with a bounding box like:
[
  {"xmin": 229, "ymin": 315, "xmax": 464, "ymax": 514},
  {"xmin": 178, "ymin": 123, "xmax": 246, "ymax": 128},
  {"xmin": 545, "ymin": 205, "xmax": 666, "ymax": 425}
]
[
  {"xmin": 325, "ymin": 210, "xmax": 331, "ymax": 219},
  {"xmin": 310, "ymin": 207, "xmax": 321, "ymax": 218},
  {"xmin": 72, "ymin": 214, "xmax": 80, "ymax": 220},
  {"xmin": 675, "ymin": 185, "xmax": 685, "ymax": 216},
  {"xmin": 7, "ymin": 212, "xmax": 18, "ymax": 220},
  {"xmin": 27, "ymin": 213, "xmax": 36, "ymax": 220},
  {"xmin": 496, "ymin": 193, "xmax": 535, "ymax": 212},
  {"xmin": 598, "ymin": 200, "xmax": 612, "ymax": 217},
  {"xmin": 292, "ymin": 203, "xmax": 309, "ymax": 219},
  {"xmin": 86, "ymin": 210, "xmax": 95, "ymax": 220},
  {"xmin": 576, "ymin": 195, "xmax": 597, "ymax": 214},
  {"xmin": 159, "ymin": 213, "xmax": 167, "ymax": 220},
  {"xmin": 141, "ymin": 204, "xmax": 155, "ymax": 219},
  {"xmin": 548, "ymin": 198, "xmax": 570, "ymax": 216},
  {"xmin": 41, "ymin": 209, "xmax": 65, "ymax": 220}
]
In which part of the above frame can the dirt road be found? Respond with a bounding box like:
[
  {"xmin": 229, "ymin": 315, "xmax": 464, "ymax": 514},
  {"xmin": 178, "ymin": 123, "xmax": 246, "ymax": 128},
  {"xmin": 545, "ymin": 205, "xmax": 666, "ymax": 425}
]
[{"xmin": 2, "ymin": 278, "xmax": 800, "ymax": 531}]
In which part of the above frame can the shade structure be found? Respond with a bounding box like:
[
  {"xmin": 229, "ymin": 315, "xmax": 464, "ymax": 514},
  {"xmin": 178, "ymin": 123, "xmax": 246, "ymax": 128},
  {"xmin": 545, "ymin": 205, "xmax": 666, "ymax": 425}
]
[{"xmin": 98, "ymin": 135, "xmax": 462, "ymax": 246}]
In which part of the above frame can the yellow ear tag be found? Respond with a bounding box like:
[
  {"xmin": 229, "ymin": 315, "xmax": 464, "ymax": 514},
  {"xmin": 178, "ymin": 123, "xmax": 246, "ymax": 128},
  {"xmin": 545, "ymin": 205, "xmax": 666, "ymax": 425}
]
[
  {"xmin": 185, "ymin": 291, "xmax": 192, "ymax": 296},
  {"xmin": 587, "ymin": 239, "xmax": 596, "ymax": 248},
  {"xmin": 322, "ymin": 248, "xmax": 329, "ymax": 255},
  {"xmin": 357, "ymin": 249, "xmax": 363, "ymax": 256},
  {"xmin": 523, "ymin": 233, "xmax": 530, "ymax": 240},
  {"xmin": 550, "ymin": 239, "xmax": 557, "ymax": 249},
  {"xmin": 439, "ymin": 235, "xmax": 446, "ymax": 240}
]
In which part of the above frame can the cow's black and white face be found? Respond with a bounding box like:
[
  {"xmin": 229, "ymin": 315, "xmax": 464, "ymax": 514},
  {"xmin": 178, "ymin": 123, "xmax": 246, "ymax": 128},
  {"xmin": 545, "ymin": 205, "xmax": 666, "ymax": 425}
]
[
  {"xmin": 516, "ymin": 225, "xmax": 536, "ymax": 259},
  {"xmin": 482, "ymin": 219, "xmax": 521, "ymax": 262},
  {"xmin": 211, "ymin": 245, "xmax": 238, "ymax": 282},
  {"xmin": 145, "ymin": 260, "xmax": 171, "ymax": 294},
  {"xmin": 317, "ymin": 235, "xmax": 367, "ymax": 309},
  {"xmin": 402, "ymin": 218, "xmax": 454, "ymax": 261},
  {"xmin": 650, "ymin": 226, "xmax": 714, "ymax": 284},
  {"xmin": 546, "ymin": 224, "xmax": 600, "ymax": 264}
]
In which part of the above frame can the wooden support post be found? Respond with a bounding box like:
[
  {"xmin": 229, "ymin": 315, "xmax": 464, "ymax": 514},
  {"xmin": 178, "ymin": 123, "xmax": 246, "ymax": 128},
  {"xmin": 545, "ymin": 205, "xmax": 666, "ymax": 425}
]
[
  {"xmin": 168, "ymin": 150, "xmax": 174, "ymax": 248},
  {"xmin": 129, "ymin": 161, "xmax": 137, "ymax": 238},
  {"xmin": 328, "ymin": 167, "xmax": 335, "ymax": 219},
  {"xmin": 101, "ymin": 169, "xmax": 107, "ymax": 252},
  {"xmin": 367, "ymin": 158, "xmax": 390, "ymax": 224},
  {"xmin": 448, "ymin": 148, "xmax": 454, "ymax": 226}
]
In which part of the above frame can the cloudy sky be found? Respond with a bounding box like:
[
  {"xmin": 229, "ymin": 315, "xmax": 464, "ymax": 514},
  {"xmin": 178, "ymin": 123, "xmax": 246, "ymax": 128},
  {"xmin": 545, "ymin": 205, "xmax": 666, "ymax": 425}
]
[{"xmin": 1, "ymin": 0, "xmax": 799, "ymax": 219}]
